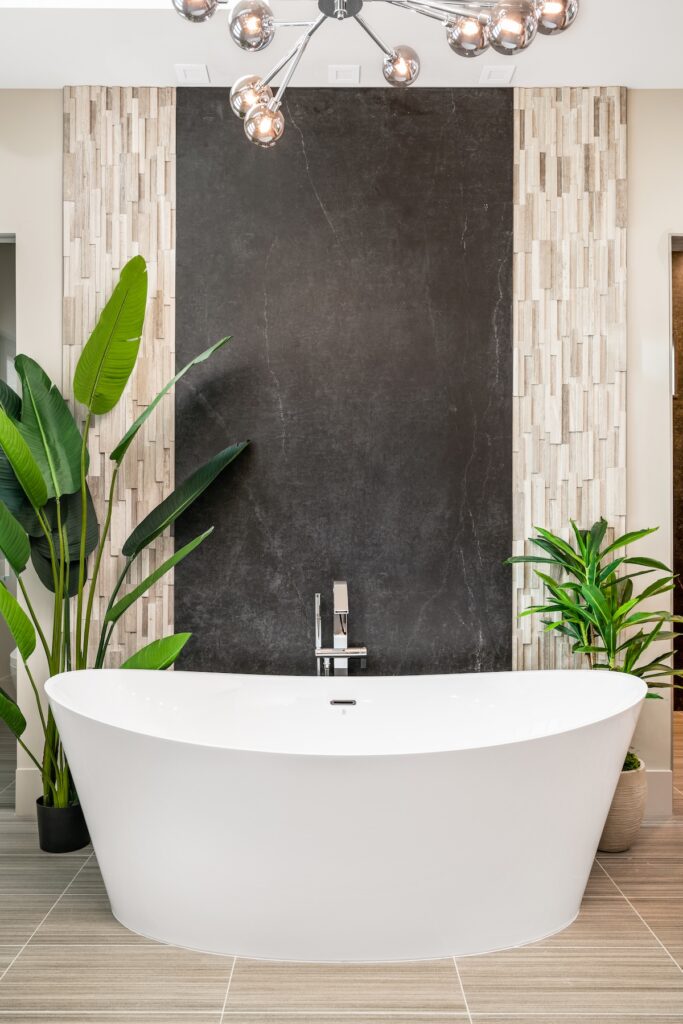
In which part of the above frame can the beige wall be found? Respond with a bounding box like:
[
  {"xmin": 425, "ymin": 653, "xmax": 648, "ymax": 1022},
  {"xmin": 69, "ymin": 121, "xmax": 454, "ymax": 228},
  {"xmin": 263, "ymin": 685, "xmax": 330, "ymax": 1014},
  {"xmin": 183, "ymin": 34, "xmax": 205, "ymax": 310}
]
[
  {"xmin": 0, "ymin": 242, "xmax": 17, "ymax": 688},
  {"xmin": 628, "ymin": 90, "xmax": 683, "ymax": 816},
  {"xmin": 0, "ymin": 90, "xmax": 62, "ymax": 814}
]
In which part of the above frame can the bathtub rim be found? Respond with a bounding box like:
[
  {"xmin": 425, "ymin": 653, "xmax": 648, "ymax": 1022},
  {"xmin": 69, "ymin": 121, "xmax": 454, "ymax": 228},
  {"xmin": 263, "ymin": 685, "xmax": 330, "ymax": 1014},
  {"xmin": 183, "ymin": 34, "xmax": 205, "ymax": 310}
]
[{"xmin": 45, "ymin": 667, "xmax": 647, "ymax": 760}]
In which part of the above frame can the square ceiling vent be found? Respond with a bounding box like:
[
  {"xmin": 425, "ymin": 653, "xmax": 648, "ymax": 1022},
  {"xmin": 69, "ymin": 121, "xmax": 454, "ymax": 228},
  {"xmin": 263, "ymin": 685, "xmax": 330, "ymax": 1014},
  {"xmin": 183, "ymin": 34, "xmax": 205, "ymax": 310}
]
[
  {"xmin": 175, "ymin": 64, "xmax": 211, "ymax": 85},
  {"xmin": 479, "ymin": 65, "xmax": 516, "ymax": 86}
]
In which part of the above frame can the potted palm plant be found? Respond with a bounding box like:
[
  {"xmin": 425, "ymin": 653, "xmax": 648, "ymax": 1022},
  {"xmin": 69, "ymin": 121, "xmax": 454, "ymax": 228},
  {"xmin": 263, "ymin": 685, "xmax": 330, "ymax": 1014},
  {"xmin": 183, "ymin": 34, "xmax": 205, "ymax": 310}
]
[
  {"xmin": 507, "ymin": 519, "xmax": 680, "ymax": 852},
  {"xmin": 0, "ymin": 255, "xmax": 248, "ymax": 852}
]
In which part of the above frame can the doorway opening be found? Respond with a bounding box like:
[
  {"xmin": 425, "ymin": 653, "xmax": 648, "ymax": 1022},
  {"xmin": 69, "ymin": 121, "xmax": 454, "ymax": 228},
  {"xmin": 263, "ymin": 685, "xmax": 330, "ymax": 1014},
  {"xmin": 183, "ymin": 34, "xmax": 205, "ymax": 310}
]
[{"xmin": 0, "ymin": 234, "xmax": 16, "ymax": 812}]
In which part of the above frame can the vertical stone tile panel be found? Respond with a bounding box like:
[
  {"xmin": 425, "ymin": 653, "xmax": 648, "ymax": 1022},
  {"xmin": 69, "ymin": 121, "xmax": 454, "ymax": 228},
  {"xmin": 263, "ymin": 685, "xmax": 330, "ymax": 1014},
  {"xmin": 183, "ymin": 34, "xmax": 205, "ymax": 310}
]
[
  {"xmin": 62, "ymin": 86, "xmax": 176, "ymax": 665},
  {"xmin": 513, "ymin": 87, "xmax": 627, "ymax": 669}
]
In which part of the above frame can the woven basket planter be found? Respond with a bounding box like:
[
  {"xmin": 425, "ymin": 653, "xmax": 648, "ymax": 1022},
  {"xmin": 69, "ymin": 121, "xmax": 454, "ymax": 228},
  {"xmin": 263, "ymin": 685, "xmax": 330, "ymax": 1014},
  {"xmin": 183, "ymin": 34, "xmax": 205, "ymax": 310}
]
[{"xmin": 598, "ymin": 761, "xmax": 647, "ymax": 854}]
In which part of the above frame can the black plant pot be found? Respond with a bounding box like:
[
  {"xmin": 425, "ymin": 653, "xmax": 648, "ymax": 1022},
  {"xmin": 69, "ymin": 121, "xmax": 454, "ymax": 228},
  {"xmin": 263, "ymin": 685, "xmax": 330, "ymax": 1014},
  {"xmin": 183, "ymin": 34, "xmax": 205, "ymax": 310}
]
[{"xmin": 36, "ymin": 797, "xmax": 90, "ymax": 854}]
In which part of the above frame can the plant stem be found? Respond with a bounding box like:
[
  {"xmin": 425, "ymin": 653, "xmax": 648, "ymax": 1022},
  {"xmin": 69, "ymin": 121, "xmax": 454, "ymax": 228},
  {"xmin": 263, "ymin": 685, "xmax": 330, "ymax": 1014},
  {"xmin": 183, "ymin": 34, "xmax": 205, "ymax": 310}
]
[
  {"xmin": 53, "ymin": 497, "xmax": 65, "ymax": 675},
  {"xmin": 24, "ymin": 662, "xmax": 47, "ymax": 736},
  {"xmin": 75, "ymin": 411, "xmax": 92, "ymax": 669},
  {"xmin": 82, "ymin": 464, "xmax": 119, "ymax": 665},
  {"xmin": 94, "ymin": 555, "xmax": 133, "ymax": 669},
  {"xmin": 17, "ymin": 576, "xmax": 50, "ymax": 664}
]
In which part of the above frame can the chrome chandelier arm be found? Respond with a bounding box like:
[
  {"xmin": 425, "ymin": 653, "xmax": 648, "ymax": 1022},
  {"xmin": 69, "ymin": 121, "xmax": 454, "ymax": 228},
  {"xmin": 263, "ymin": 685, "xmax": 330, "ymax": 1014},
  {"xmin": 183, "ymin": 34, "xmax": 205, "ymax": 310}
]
[
  {"xmin": 354, "ymin": 13, "xmax": 395, "ymax": 57},
  {"xmin": 385, "ymin": 0, "xmax": 493, "ymax": 20},
  {"xmin": 266, "ymin": 13, "xmax": 327, "ymax": 109}
]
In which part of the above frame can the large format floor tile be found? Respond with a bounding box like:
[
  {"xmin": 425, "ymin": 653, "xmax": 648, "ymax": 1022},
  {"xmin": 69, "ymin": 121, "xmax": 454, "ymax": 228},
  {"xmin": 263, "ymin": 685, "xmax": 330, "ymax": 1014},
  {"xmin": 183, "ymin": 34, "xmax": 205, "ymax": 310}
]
[
  {"xmin": 456, "ymin": 947, "xmax": 683, "ymax": 1016},
  {"xmin": 0, "ymin": 894, "xmax": 56, "ymax": 944},
  {"xmin": 0, "ymin": 854, "xmax": 89, "ymax": 894},
  {"xmin": 66, "ymin": 857, "xmax": 107, "ymax": 895},
  {"xmin": 221, "ymin": 1018, "xmax": 468, "ymax": 1023},
  {"xmin": 0, "ymin": 1016, "xmax": 223, "ymax": 1023},
  {"xmin": 472, "ymin": 1018, "xmax": 683, "ymax": 1023},
  {"xmin": 0, "ymin": 945, "xmax": 235, "ymax": 1014},
  {"xmin": 32, "ymin": 894, "xmax": 152, "ymax": 945},
  {"xmin": 630, "ymin": 897, "xmax": 683, "ymax": 968},
  {"xmin": 598, "ymin": 854, "xmax": 683, "ymax": 899},
  {"xmin": 0, "ymin": 948, "xmax": 21, "ymax": 976},
  {"xmin": 531, "ymin": 896, "xmax": 660, "ymax": 949},
  {"xmin": 582, "ymin": 862, "xmax": 622, "ymax": 898},
  {"xmin": 225, "ymin": 959, "xmax": 467, "ymax": 1013}
]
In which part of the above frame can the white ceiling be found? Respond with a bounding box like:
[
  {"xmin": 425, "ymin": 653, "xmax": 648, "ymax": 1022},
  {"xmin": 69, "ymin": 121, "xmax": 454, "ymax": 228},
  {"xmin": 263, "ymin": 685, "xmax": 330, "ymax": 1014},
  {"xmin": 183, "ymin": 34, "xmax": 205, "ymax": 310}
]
[{"xmin": 0, "ymin": 0, "xmax": 681, "ymax": 90}]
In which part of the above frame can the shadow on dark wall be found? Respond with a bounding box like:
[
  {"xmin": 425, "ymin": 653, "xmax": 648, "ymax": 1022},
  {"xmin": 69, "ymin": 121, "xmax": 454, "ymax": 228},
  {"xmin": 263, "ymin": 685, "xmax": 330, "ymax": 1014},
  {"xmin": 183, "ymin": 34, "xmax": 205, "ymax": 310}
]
[{"xmin": 175, "ymin": 87, "xmax": 513, "ymax": 676}]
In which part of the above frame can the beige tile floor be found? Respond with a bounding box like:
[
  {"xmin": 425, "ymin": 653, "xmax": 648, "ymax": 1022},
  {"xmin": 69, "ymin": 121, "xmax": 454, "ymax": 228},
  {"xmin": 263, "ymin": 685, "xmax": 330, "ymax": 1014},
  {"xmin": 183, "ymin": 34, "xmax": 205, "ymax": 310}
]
[{"xmin": 2, "ymin": 722, "xmax": 683, "ymax": 1021}]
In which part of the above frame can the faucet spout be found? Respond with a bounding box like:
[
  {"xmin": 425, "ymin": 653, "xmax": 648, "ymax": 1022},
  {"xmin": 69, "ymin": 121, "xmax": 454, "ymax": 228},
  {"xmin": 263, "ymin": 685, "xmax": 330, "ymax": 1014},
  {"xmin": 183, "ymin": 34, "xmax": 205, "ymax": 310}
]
[
  {"xmin": 333, "ymin": 580, "xmax": 349, "ymax": 658},
  {"xmin": 314, "ymin": 580, "xmax": 366, "ymax": 676}
]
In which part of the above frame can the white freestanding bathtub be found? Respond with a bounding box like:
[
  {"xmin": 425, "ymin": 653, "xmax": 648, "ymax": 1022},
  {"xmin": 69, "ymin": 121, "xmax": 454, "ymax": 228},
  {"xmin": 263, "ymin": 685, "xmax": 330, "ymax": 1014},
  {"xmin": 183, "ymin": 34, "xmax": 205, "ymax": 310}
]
[{"xmin": 46, "ymin": 668, "xmax": 645, "ymax": 962}]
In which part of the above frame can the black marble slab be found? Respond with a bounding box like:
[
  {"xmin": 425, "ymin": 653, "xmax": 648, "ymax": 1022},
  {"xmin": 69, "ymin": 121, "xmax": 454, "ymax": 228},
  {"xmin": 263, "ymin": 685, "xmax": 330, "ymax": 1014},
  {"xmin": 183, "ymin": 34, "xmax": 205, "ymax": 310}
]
[{"xmin": 175, "ymin": 86, "xmax": 513, "ymax": 676}]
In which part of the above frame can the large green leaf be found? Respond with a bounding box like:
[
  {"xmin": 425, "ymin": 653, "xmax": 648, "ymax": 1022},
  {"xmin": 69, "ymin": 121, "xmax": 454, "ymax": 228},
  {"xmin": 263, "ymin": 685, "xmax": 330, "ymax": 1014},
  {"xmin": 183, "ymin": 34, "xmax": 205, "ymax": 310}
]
[
  {"xmin": 30, "ymin": 489, "xmax": 99, "ymax": 597},
  {"xmin": 600, "ymin": 528, "xmax": 658, "ymax": 558},
  {"xmin": 0, "ymin": 500, "xmax": 30, "ymax": 575},
  {"xmin": 73, "ymin": 255, "xmax": 148, "ymax": 415},
  {"xmin": 111, "ymin": 338, "xmax": 231, "ymax": 465},
  {"xmin": 15, "ymin": 355, "xmax": 83, "ymax": 498},
  {"xmin": 121, "ymin": 633, "xmax": 191, "ymax": 670},
  {"xmin": 0, "ymin": 380, "xmax": 21, "ymax": 420},
  {"xmin": 106, "ymin": 528, "xmax": 213, "ymax": 626},
  {"xmin": 0, "ymin": 408, "xmax": 47, "ymax": 510},
  {"xmin": 0, "ymin": 580, "xmax": 36, "ymax": 662},
  {"xmin": 32, "ymin": 489, "xmax": 99, "ymax": 563},
  {"xmin": 0, "ymin": 687, "xmax": 26, "ymax": 739},
  {"xmin": 122, "ymin": 442, "xmax": 248, "ymax": 559}
]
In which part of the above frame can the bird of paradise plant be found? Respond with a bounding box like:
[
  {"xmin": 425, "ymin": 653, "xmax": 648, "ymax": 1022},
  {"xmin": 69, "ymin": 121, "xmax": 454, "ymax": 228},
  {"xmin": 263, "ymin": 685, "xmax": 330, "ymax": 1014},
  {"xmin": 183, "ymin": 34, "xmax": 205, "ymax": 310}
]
[{"xmin": 0, "ymin": 255, "xmax": 247, "ymax": 809}]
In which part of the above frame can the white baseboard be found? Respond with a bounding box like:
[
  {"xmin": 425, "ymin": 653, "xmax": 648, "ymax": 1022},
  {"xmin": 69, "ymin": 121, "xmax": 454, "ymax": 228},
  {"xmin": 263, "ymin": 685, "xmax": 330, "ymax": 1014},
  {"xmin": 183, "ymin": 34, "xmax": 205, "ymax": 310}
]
[
  {"xmin": 645, "ymin": 768, "xmax": 673, "ymax": 820},
  {"xmin": 14, "ymin": 767, "xmax": 41, "ymax": 819}
]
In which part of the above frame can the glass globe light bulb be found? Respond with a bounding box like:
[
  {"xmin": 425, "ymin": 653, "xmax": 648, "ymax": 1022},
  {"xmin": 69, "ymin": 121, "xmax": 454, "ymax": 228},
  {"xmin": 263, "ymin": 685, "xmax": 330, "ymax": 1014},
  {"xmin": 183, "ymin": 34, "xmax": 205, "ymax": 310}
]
[
  {"xmin": 382, "ymin": 45, "xmax": 420, "ymax": 87},
  {"xmin": 172, "ymin": 0, "xmax": 218, "ymax": 22},
  {"xmin": 228, "ymin": 0, "xmax": 275, "ymax": 51},
  {"xmin": 229, "ymin": 75, "xmax": 274, "ymax": 118},
  {"xmin": 490, "ymin": 2, "xmax": 538, "ymax": 54},
  {"xmin": 244, "ymin": 103, "xmax": 285, "ymax": 147},
  {"xmin": 535, "ymin": 0, "xmax": 579, "ymax": 34},
  {"xmin": 446, "ymin": 15, "xmax": 490, "ymax": 58}
]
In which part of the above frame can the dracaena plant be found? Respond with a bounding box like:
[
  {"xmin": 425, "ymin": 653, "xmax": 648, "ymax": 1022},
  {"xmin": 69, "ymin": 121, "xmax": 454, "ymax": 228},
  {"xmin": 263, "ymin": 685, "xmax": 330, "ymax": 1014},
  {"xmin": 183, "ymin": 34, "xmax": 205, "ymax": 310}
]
[
  {"xmin": 507, "ymin": 519, "xmax": 682, "ymax": 698},
  {"xmin": 0, "ymin": 255, "xmax": 248, "ymax": 809}
]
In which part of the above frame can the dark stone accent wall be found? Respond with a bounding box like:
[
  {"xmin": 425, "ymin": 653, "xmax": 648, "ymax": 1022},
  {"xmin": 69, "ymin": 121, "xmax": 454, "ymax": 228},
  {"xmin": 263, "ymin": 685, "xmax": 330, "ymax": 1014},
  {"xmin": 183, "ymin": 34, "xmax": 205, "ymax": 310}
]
[{"xmin": 175, "ymin": 87, "xmax": 513, "ymax": 676}]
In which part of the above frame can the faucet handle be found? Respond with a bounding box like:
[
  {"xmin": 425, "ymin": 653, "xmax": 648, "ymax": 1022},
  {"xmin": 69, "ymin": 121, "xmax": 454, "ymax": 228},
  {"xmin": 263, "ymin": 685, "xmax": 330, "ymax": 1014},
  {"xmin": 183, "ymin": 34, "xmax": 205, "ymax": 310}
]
[
  {"xmin": 315, "ymin": 592, "xmax": 322, "ymax": 648},
  {"xmin": 333, "ymin": 580, "xmax": 349, "ymax": 615}
]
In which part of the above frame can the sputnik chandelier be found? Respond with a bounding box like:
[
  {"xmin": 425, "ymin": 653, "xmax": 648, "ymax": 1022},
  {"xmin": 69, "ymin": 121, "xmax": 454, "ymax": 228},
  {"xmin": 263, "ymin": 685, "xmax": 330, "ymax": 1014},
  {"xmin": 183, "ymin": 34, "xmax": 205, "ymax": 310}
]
[{"xmin": 171, "ymin": 0, "xmax": 579, "ymax": 147}]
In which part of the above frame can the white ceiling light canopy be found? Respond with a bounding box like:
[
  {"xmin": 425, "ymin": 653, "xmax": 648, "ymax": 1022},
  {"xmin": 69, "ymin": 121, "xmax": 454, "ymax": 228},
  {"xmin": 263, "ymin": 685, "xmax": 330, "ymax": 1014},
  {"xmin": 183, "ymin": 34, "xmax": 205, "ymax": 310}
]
[{"xmin": 172, "ymin": 0, "xmax": 579, "ymax": 146}]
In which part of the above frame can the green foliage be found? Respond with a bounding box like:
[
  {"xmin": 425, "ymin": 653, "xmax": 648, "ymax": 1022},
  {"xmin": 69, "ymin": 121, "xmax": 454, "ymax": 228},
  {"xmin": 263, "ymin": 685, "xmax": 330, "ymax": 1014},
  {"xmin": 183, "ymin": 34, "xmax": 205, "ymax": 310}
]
[
  {"xmin": 121, "ymin": 633, "xmax": 191, "ymax": 670},
  {"xmin": 507, "ymin": 518, "xmax": 681, "ymax": 689},
  {"xmin": 0, "ymin": 407, "xmax": 48, "ymax": 510},
  {"xmin": 0, "ymin": 380, "xmax": 21, "ymax": 420},
  {"xmin": 73, "ymin": 255, "xmax": 148, "ymax": 415},
  {"xmin": 15, "ymin": 356, "xmax": 83, "ymax": 498},
  {"xmin": 105, "ymin": 529, "xmax": 213, "ymax": 628},
  {"xmin": 0, "ymin": 255, "xmax": 247, "ymax": 809},
  {"xmin": 623, "ymin": 750, "xmax": 641, "ymax": 772},
  {"xmin": 0, "ymin": 687, "xmax": 26, "ymax": 739},
  {"xmin": 0, "ymin": 500, "xmax": 30, "ymax": 575},
  {"xmin": 122, "ymin": 443, "xmax": 248, "ymax": 559},
  {"xmin": 0, "ymin": 581, "xmax": 36, "ymax": 662},
  {"xmin": 111, "ymin": 337, "xmax": 231, "ymax": 464}
]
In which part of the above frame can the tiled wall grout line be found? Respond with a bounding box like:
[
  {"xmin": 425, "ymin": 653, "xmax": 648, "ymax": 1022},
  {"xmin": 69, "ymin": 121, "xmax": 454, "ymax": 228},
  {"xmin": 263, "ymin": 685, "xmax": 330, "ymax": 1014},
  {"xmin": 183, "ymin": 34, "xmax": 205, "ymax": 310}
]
[
  {"xmin": 0, "ymin": 851, "xmax": 94, "ymax": 984},
  {"xmin": 452, "ymin": 957, "xmax": 473, "ymax": 1023},
  {"xmin": 218, "ymin": 954, "xmax": 236, "ymax": 1023},
  {"xmin": 595, "ymin": 859, "xmax": 683, "ymax": 974}
]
